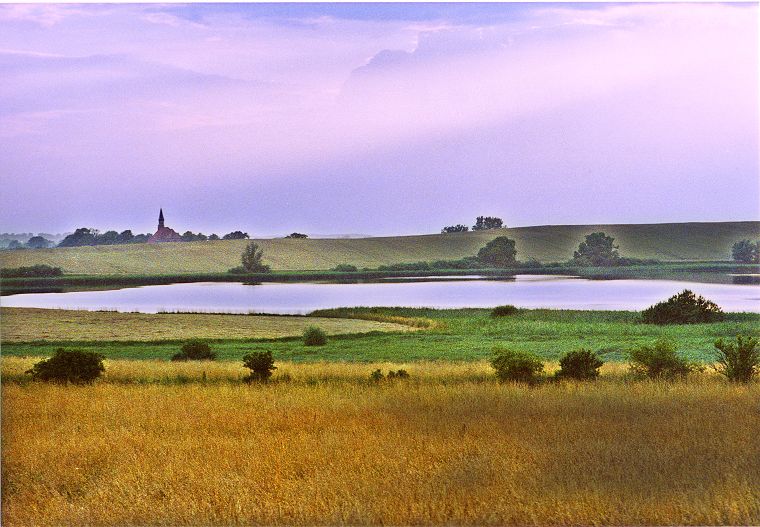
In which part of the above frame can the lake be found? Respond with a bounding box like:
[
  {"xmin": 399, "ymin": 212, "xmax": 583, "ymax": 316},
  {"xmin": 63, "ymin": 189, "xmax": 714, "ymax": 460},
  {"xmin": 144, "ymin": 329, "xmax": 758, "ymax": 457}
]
[{"xmin": 2, "ymin": 275, "xmax": 759, "ymax": 314}]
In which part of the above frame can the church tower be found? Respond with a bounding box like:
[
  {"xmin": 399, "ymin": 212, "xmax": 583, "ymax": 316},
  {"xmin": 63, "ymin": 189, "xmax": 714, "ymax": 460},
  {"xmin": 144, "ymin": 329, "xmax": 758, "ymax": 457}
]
[{"xmin": 147, "ymin": 208, "xmax": 182, "ymax": 243}]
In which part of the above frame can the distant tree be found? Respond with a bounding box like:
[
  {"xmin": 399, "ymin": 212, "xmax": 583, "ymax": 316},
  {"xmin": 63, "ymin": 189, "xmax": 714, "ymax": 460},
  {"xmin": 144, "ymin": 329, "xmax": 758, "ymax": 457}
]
[
  {"xmin": 442, "ymin": 224, "xmax": 469, "ymax": 233},
  {"xmin": 116, "ymin": 230, "xmax": 134, "ymax": 244},
  {"xmin": 6, "ymin": 240, "xmax": 24, "ymax": 250},
  {"xmin": 181, "ymin": 231, "xmax": 197, "ymax": 242},
  {"xmin": 208, "ymin": 234, "xmax": 220, "ymax": 241},
  {"xmin": 477, "ymin": 236, "xmax": 517, "ymax": 267},
  {"xmin": 132, "ymin": 233, "xmax": 150, "ymax": 243},
  {"xmin": 573, "ymin": 232, "xmax": 620, "ymax": 266},
  {"xmin": 472, "ymin": 216, "xmax": 504, "ymax": 231},
  {"xmin": 240, "ymin": 241, "xmax": 270, "ymax": 273},
  {"xmin": 732, "ymin": 239, "xmax": 760, "ymax": 264},
  {"xmin": 223, "ymin": 231, "xmax": 250, "ymax": 240},
  {"xmin": 26, "ymin": 236, "xmax": 52, "ymax": 249},
  {"xmin": 195, "ymin": 233, "xmax": 208, "ymax": 241},
  {"xmin": 285, "ymin": 233, "xmax": 308, "ymax": 239},
  {"xmin": 95, "ymin": 230, "xmax": 119, "ymax": 245},
  {"xmin": 58, "ymin": 228, "xmax": 97, "ymax": 247}
]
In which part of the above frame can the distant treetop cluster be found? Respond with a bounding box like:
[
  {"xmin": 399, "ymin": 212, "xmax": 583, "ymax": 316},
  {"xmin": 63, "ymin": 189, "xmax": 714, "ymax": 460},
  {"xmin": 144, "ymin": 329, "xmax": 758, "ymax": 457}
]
[{"xmin": 442, "ymin": 216, "xmax": 505, "ymax": 233}]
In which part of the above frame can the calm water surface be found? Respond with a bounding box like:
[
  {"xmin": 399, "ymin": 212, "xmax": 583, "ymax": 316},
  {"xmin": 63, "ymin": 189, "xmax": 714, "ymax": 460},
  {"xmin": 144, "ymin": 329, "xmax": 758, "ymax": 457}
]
[{"xmin": 2, "ymin": 275, "xmax": 759, "ymax": 314}]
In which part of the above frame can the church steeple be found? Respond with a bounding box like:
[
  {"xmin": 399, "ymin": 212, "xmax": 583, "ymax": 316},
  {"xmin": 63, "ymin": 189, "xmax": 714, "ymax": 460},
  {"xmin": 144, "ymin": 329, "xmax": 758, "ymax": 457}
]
[{"xmin": 158, "ymin": 208, "xmax": 165, "ymax": 229}]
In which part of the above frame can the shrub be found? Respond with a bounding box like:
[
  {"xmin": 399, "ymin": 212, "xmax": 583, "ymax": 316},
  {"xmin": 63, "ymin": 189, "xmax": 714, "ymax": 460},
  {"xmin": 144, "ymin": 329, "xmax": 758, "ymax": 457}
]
[
  {"xmin": 491, "ymin": 305, "xmax": 518, "ymax": 317},
  {"xmin": 369, "ymin": 369, "xmax": 384, "ymax": 382},
  {"xmin": 387, "ymin": 369, "xmax": 410, "ymax": 380},
  {"xmin": 628, "ymin": 339, "xmax": 694, "ymax": 380},
  {"xmin": 240, "ymin": 241, "xmax": 271, "ymax": 273},
  {"xmin": 0, "ymin": 264, "xmax": 63, "ymax": 278},
  {"xmin": 242, "ymin": 350, "xmax": 277, "ymax": 383},
  {"xmin": 477, "ymin": 236, "xmax": 517, "ymax": 267},
  {"xmin": 714, "ymin": 335, "xmax": 759, "ymax": 383},
  {"xmin": 171, "ymin": 340, "xmax": 216, "ymax": 361},
  {"xmin": 26, "ymin": 348, "xmax": 105, "ymax": 384},
  {"xmin": 641, "ymin": 289, "xmax": 724, "ymax": 324},
  {"xmin": 491, "ymin": 348, "xmax": 543, "ymax": 384},
  {"xmin": 731, "ymin": 239, "xmax": 760, "ymax": 264},
  {"xmin": 303, "ymin": 326, "xmax": 327, "ymax": 346},
  {"xmin": 332, "ymin": 264, "xmax": 358, "ymax": 272},
  {"xmin": 556, "ymin": 349, "xmax": 604, "ymax": 381}
]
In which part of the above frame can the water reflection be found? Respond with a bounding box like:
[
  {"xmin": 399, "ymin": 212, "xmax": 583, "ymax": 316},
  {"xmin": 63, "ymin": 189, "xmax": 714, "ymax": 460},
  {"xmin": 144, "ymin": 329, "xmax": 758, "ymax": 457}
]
[{"xmin": 2, "ymin": 275, "xmax": 759, "ymax": 314}]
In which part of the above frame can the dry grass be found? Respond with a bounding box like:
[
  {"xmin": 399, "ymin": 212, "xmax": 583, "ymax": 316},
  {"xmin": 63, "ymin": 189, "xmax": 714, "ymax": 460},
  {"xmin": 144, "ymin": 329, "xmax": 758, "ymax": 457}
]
[
  {"xmin": 0, "ymin": 307, "xmax": 415, "ymax": 342},
  {"xmin": 2, "ymin": 221, "xmax": 757, "ymax": 274},
  {"xmin": 2, "ymin": 359, "xmax": 759, "ymax": 526}
]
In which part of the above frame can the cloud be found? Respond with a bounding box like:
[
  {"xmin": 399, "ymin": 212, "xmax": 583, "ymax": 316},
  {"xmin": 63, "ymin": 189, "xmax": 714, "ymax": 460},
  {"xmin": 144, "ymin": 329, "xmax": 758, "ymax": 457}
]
[{"xmin": 0, "ymin": 3, "xmax": 756, "ymax": 233}]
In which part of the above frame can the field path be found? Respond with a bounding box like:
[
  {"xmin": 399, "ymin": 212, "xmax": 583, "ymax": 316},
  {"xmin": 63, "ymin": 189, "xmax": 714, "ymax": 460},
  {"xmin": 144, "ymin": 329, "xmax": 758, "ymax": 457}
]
[{"xmin": 0, "ymin": 307, "xmax": 415, "ymax": 342}]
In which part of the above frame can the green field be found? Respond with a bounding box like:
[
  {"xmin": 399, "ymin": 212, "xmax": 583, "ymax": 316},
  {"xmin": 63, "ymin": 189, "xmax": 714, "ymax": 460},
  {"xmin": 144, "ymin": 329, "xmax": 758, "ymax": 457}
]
[
  {"xmin": 2, "ymin": 221, "xmax": 757, "ymax": 275},
  {"xmin": 4, "ymin": 306, "xmax": 758, "ymax": 363}
]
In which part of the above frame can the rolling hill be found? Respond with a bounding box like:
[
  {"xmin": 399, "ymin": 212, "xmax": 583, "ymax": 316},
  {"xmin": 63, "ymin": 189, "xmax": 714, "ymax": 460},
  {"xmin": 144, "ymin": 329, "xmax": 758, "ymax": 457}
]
[{"xmin": 0, "ymin": 221, "xmax": 757, "ymax": 276}]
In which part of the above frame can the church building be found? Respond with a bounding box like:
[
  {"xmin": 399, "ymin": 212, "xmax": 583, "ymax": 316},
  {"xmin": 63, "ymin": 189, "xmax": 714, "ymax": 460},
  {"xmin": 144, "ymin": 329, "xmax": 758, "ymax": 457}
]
[{"xmin": 147, "ymin": 209, "xmax": 183, "ymax": 244}]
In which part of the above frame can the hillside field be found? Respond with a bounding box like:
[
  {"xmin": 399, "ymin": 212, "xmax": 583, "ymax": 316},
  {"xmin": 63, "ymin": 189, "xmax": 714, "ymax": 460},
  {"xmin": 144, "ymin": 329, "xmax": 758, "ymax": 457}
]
[{"xmin": 1, "ymin": 221, "xmax": 758, "ymax": 275}]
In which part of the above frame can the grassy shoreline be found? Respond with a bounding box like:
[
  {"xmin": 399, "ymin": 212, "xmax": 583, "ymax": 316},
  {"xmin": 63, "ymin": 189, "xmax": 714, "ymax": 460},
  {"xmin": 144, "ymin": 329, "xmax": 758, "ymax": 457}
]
[
  {"xmin": 4, "ymin": 306, "xmax": 758, "ymax": 363},
  {"xmin": 2, "ymin": 261, "xmax": 758, "ymax": 294}
]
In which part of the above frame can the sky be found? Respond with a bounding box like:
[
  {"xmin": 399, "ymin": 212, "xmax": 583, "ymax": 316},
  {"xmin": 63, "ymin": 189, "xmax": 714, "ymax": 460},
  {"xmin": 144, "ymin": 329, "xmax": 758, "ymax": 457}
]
[{"xmin": 0, "ymin": 2, "xmax": 757, "ymax": 236}]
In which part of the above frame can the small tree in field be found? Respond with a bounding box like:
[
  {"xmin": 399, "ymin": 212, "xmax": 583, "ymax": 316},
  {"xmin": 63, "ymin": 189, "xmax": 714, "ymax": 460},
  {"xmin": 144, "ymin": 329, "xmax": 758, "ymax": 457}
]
[
  {"xmin": 172, "ymin": 340, "xmax": 216, "ymax": 361},
  {"xmin": 477, "ymin": 236, "xmax": 517, "ymax": 267},
  {"xmin": 240, "ymin": 241, "xmax": 270, "ymax": 273},
  {"xmin": 714, "ymin": 335, "xmax": 759, "ymax": 383},
  {"xmin": 628, "ymin": 339, "xmax": 694, "ymax": 380},
  {"xmin": 242, "ymin": 350, "xmax": 277, "ymax": 383},
  {"xmin": 491, "ymin": 348, "xmax": 543, "ymax": 384},
  {"xmin": 641, "ymin": 289, "xmax": 724, "ymax": 324},
  {"xmin": 472, "ymin": 216, "xmax": 504, "ymax": 231},
  {"xmin": 26, "ymin": 349, "xmax": 105, "ymax": 384},
  {"xmin": 556, "ymin": 349, "xmax": 604, "ymax": 381},
  {"xmin": 442, "ymin": 224, "xmax": 469, "ymax": 233},
  {"xmin": 731, "ymin": 240, "xmax": 760, "ymax": 264},
  {"xmin": 303, "ymin": 326, "xmax": 328, "ymax": 346},
  {"xmin": 573, "ymin": 232, "xmax": 620, "ymax": 266}
]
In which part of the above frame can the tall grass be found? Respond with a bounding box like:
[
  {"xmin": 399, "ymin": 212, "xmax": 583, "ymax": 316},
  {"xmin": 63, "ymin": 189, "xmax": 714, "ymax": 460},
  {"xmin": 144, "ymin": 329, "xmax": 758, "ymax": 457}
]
[{"xmin": 3, "ymin": 367, "xmax": 759, "ymax": 526}]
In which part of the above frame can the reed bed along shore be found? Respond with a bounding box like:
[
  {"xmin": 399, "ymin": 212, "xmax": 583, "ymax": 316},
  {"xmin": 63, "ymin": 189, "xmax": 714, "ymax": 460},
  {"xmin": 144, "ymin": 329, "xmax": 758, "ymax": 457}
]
[{"xmin": 3, "ymin": 361, "xmax": 760, "ymax": 526}]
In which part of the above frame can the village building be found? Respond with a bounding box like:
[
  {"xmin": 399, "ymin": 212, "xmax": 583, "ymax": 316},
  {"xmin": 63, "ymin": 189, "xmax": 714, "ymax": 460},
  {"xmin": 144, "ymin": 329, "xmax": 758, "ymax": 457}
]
[{"xmin": 147, "ymin": 209, "xmax": 183, "ymax": 244}]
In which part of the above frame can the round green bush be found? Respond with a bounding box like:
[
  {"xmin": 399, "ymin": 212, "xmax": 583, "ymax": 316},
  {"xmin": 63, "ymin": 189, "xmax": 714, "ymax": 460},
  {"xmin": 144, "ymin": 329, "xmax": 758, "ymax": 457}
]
[
  {"xmin": 332, "ymin": 264, "xmax": 358, "ymax": 272},
  {"xmin": 490, "ymin": 348, "xmax": 544, "ymax": 384},
  {"xmin": 303, "ymin": 326, "xmax": 328, "ymax": 346},
  {"xmin": 641, "ymin": 289, "xmax": 724, "ymax": 324},
  {"xmin": 714, "ymin": 335, "xmax": 759, "ymax": 383},
  {"xmin": 26, "ymin": 348, "xmax": 105, "ymax": 384},
  {"xmin": 628, "ymin": 339, "xmax": 695, "ymax": 380},
  {"xmin": 172, "ymin": 340, "xmax": 216, "ymax": 361},
  {"xmin": 491, "ymin": 305, "xmax": 519, "ymax": 317},
  {"xmin": 556, "ymin": 349, "xmax": 604, "ymax": 381},
  {"xmin": 242, "ymin": 350, "xmax": 277, "ymax": 383}
]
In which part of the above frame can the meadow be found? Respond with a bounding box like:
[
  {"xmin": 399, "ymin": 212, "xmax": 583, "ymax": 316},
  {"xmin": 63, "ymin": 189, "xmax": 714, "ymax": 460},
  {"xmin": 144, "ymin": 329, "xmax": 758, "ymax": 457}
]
[
  {"xmin": 1, "ymin": 221, "xmax": 757, "ymax": 275},
  {"xmin": 0, "ymin": 307, "xmax": 414, "ymax": 343},
  {"xmin": 2, "ymin": 361, "xmax": 759, "ymax": 526},
  {"xmin": 3, "ymin": 306, "xmax": 758, "ymax": 363}
]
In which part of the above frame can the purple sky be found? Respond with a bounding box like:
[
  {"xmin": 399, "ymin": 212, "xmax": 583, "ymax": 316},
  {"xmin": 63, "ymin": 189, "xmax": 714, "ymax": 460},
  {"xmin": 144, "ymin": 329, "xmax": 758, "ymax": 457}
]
[{"xmin": 1, "ymin": 3, "xmax": 757, "ymax": 236}]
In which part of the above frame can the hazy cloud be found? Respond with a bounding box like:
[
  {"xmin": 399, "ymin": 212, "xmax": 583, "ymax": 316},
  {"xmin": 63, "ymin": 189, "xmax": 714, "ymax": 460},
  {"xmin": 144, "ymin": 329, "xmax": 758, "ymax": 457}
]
[{"xmin": 0, "ymin": 3, "xmax": 756, "ymax": 235}]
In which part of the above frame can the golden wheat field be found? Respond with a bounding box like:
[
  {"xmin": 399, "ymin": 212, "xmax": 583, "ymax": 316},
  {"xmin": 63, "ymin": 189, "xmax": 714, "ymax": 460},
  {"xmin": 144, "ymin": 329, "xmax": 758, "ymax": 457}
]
[
  {"xmin": 3, "ymin": 359, "xmax": 759, "ymax": 526},
  {"xmin": 0, "ymin": 307, "xmax": 413, "ymax": 342}
]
